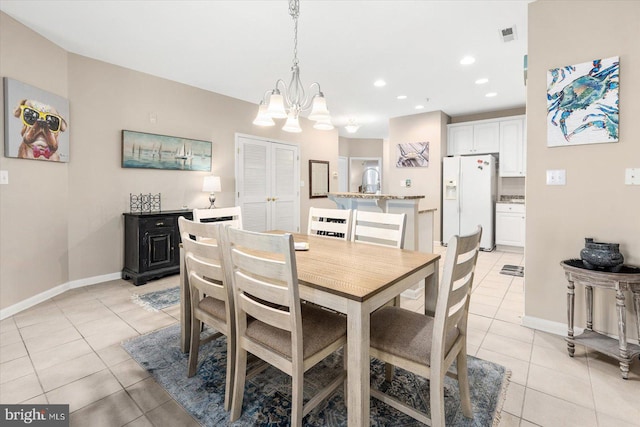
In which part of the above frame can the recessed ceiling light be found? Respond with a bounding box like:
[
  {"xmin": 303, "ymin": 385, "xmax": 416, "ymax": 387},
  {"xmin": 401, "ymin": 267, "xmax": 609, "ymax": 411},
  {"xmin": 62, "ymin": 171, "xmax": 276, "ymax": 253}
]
[
  {"xmin": 475, "ymin": 78, "xmax": 489, "ymax": 85},
  {"xmin": 485, "ymin": 92, "xmax": 497, "ymax": 97},
  {"xmin": 374, "ymin": 79, "xmax": 386, "ymax": 87},
  {"xmin": 397, "ymin": 95, "xmax": 407, "ymax": 100},
  {"xmin": 415, "ymin": 105, "xmax": 424, "ymax": 110},
  {"xmin": 460, "ymin": 56, "xmax": 476, "ymax": 65}
]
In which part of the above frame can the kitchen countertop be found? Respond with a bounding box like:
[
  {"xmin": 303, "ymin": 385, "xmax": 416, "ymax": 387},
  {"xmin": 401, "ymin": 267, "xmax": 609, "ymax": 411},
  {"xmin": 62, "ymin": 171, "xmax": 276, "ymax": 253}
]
[
  {"xmin": 498, "ymin": 195, "xmax": 525, "ymax": 204},
  {"xmin": 328, "ymin": 192, "xmax": 425, "ymax": 200}
]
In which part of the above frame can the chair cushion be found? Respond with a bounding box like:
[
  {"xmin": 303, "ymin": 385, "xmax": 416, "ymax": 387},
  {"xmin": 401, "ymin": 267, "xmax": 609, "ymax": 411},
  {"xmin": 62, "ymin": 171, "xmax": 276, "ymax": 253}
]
[
  {"xmin": 245, "ymin": 303, "xmax": 346, "ymax": 360},
  {"xmin": 197, "ymin": 296, "xmax": 226, "ymax": 321},
  {"xmin": 370, "ymin": 306, "xmax": 459, "ymax": 365}
]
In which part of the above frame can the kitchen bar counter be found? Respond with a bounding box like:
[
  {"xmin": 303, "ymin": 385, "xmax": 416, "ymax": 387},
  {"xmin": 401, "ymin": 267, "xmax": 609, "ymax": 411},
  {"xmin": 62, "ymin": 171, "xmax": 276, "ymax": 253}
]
[{"xmin": 328, "ymin": 192, "xmax": 425, "ymax": 200}]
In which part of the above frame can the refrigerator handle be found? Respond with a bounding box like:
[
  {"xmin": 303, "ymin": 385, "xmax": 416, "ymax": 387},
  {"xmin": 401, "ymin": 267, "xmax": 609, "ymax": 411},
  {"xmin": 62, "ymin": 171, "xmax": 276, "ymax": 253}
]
[{"xmin": 458, "ymin": 166, "xmax": 462, "ymax": 214}]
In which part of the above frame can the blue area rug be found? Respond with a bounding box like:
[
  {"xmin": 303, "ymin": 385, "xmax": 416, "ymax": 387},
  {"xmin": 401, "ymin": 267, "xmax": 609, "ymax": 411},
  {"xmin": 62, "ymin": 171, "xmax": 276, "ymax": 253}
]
[
  {"xmin": 132, "ymin": 286, "xmax": 180, "ymax": 311},
  {"xmin": 123, "ymin": 324, "xmax": 510, "ymax": 426}
]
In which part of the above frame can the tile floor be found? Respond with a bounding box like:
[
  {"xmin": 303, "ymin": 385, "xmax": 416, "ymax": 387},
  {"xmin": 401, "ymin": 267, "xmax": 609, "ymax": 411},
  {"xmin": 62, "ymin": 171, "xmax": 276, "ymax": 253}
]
[{"xmin": 1, "ymin": 246, "xmax": 638, "ymax": 426}]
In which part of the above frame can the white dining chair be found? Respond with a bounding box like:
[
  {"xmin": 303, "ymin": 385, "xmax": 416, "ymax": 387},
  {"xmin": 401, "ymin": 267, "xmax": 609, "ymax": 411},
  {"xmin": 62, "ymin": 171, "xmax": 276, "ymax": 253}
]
[
  {"xmin": 193, "ymin": 206, "xmax": 243, "ymax": 229},
  {"xmin": 350, "ymin": 210, "xmax": 406, "ymax": 249},
  {"xmin": 178, "ymin": 217, "xmax": 235, "ymax": 411},
  {"xmin": 307, "ymin": 207, "xmax": 352, "ymax": 240},
  {"xmin": 223, "ymin": 227, "xmax": 347, "ymax": 426},
  {"xmin": 368, "ymin": 225, "xmax": 483, "ymax": 426}
]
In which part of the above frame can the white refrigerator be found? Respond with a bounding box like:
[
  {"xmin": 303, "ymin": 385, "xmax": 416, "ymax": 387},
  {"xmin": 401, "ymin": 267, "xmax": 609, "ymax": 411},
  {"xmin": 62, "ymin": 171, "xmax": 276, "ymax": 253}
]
[{"xmin": 442, "ymin": 155, "xmax": 496, "ymax": 250}]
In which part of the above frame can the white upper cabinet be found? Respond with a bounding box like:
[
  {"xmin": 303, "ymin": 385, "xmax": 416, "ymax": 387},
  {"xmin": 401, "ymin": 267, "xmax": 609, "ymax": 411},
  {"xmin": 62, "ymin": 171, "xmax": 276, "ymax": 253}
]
[
  {"xmin": 447, "ymin": 120, "xmax": 499, "ymax": 155},
  {"xmin": 499, "ymin": 116, "xmax": 526, "ymax": 177}
]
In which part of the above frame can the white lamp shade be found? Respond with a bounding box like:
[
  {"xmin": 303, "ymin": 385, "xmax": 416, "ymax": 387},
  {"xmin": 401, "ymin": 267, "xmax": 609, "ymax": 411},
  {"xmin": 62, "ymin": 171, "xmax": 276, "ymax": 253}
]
[
  {"xmin": 253, "ymin": 103, "xmax": 275, "ymax": 126},
  {"xmin": 202, "ymin": 175, "xmax": 221, "ymax": 192},
  {"xmin": 308, "ymin": 95, "xmax": 330, "ymax": 121},
  {"xmin": 313, "ymin": 117, "xmax": 334, "ymax": 130},
  {"xmin": 282, "ymin": 112, "xmax": 302, "ymax": 133},
  {"xmin": 267, "ymin": 93, "xmax": 287, "ymax": 119},
  {"xmin": 345, "ymin": 124, "xmax": 360, "ymax": 133}
]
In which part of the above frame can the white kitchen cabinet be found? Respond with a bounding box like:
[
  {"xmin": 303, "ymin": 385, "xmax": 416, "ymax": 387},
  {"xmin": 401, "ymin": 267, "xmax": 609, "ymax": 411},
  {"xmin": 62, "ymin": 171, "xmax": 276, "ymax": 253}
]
[
  {"xmin": 499, "ymin": 117, "xmax": 526, "ymax": 177},
  {"xmin": 447, "ymin": 120, "xmax": 500, "ymax": 156},
  {"xmin": 496, "ymin": 203, "xmax": 525, "ymax": 247}
]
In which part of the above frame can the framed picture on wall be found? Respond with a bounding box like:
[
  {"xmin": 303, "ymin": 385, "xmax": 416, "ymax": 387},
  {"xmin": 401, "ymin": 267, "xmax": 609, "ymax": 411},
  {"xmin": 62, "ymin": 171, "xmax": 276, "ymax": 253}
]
[
  {"xmin": 396, "ymin": 142, "xmax": 429, "ymax": 167},
  {"xmin": 122, "ymin": 130, "xmax": 212, "ymax": 171},
  {"xmin": 3, "ymin": 77, "xmax": 70, "ymax": 162},
  {"xmin": 547, "ymin": 56, "xmax": 619, "ymax": 147}
]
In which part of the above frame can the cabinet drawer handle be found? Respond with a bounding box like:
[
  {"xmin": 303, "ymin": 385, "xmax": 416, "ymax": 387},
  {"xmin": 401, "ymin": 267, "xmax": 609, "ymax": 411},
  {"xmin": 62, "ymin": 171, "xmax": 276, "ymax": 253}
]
[{"xmin": 156, "ymin": 221, "xmax": 165, "ymax": 226}]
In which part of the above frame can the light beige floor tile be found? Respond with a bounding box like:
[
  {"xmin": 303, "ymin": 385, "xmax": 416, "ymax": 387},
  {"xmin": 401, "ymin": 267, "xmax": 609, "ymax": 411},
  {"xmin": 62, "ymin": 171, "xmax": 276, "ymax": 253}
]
[
  {"xmin": 62, "ymin": 302, "xmax": 114, "ymax": 324},
  {"xmin": 74, "ymin": 312, "xmax": 130, "ymax": 337},
  {"xmin": 83, "ymin": 324, "xmax": 139, "ymax": 352},
  {"xmin": 124, "ymin": 415, "xmax": 154, "ymax": 427},
  {"xmin": 19, "ymin": 316, "xmax": 73, "ymax": 340},
  {"xmin": 99, "ymin": 293, "xmax": 140, "ymax": 313},
  {"xmin": 1, "ymin": 329, "xmax": 22, "ymax": 347},
  {"xmin": 13, "ymin": 303, "xmax": 63, "ymax": 328},
  {"xmin": 117, "ymin": 308, "xmax": 177, "ymax": 335},
  {"xmin": 0, "ymin": 317, "xmax": 17, "ymax": 332},
  {"xmin": 110, "ymin": 358, "xmax": 150, "ymax": 388},
  {"xmin": 481, "ymin": 333, "xmax": 532, "ymax": 362},
  {"xmin": 472, "ymin": 286, "xmax": 508, "ymax": 299},
  {"xmin": 23, "ymin": 326, "xmax": 84, "ymax": 354},
  {"xmin": 162, "ymin": 304, "xmax": 181, "ymax": 320},
  {"xmin": 526, "ymin": 364, "xmax": 594, "ymax": 409},
  {"xmin": 467, "ymin": 313, "xmax": 493, "ymax": 332},
  {"xmin": 69, "ymin": 389, "xmax": 142, "ymax": 427},
  {"xmin": 476, "ymin": 348, "xmax": 530, "ymax": 385},
  {"xmin": 466, "ymin": 328, "xmax": 487, "ymax": 347},
  {"xmin": 589, "ymin": 354, "xmax": 640, "ymax": 425},
  {"xmin": 31, "ymin": 339, "xmax": 94, "ymax": 372},
  {"xmin": 597, "ymin": 412, "xmax": 640, "ymax": 427},
  {"xmin": 498, "ymin": 411, "xmax": 521, "ymax": 427},
  {"xmin": 46, "ymin": 369, "xmax": 122, "ymax": 412},
  {"xmin": 489, "ymin": 319, "xmax": 534, "ymax": 344},
  {"xmin": 530, "ymin": 343, "xmax": 589, "ymax": 379},
  {"xmin": 126, "ymin": 377, "xmax": 171, "ymax": 412},
  {"xmin": 0, "ymin": 340, "xmax": 27, "ymax": 364},
  {"xmin": 522, "ymin": 389, "xmax": 597, "ymax": 427},
  {"xmin": 494, "ymin": 307, "xmax": 523, "ymax": 324},
  {"xmin": 0, "ymin": 355, "xmax": 35, "ymax": 384},
  {"xmin": 519, "ymin": 420, "xmax": 540, "ymax": 427},
  {"xmin": 469, "ymin": 302, "xmax": 499, "ymax": 318},
  {"xmin": 0, "ymin": 372, "xmax": 43, "ymax": 404},
  {"xmin": 467, "ymin": 344, "xmax": 479, "ymax": 356},
  {"xmin": 53, "ymin": 289, "xmax": 97, "ymax": 309},
  {"xmin": 20, "ymin": 394, "xmax": 49, "ymax": 404},
  {"xmin": 144, "ymin": 399, "xmax": 201, "ymax": 427},
  {"xmin": 533, "ymin": 330, "xmax": 572, "ymax": 351},
  {"xmin": 502, "ymin": 382, "xmax": 525, "ymax": 417},
  {"xmin": 38, "ymin": 352, "xmax": 106, "ymax": 392},
  {"xmin": 470, "ymin": 293, "xmax": 504, "ymax": 308},
  {"xmin": 96, "ymin": 343, "xmax": 132, "ymax": 367}
]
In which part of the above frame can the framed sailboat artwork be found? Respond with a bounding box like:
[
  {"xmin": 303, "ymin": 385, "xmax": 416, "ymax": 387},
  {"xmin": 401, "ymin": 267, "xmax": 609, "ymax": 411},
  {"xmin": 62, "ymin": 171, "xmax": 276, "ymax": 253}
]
[{"xmin": 121, "ymin": 130, "xmax": 212, "ymax": 171}]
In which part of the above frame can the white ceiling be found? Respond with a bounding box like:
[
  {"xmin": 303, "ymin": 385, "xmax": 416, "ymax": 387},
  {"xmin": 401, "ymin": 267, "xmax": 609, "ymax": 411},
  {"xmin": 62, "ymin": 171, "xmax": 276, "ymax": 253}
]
[{"xmin": 0, "ymin": 0, "xmax": 531, "ymax": 139}]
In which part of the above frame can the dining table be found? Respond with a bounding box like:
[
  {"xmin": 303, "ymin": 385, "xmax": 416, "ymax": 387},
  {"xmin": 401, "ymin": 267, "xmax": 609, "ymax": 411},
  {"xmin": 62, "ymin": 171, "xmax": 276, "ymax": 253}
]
[{"xmin": 179, "ymin": 232, "xmax": 440, "ymax": 427}]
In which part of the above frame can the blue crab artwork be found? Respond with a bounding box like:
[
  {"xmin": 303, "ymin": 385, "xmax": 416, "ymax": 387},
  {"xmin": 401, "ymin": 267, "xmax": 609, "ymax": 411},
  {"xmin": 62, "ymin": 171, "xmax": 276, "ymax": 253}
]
[
  {"xmin": 396, "ymin": 142, "xmax": 429, "ymax": 167},
  {"xmin": 547, "ymin": 56, "xmax": 619, "ymax": 146}
]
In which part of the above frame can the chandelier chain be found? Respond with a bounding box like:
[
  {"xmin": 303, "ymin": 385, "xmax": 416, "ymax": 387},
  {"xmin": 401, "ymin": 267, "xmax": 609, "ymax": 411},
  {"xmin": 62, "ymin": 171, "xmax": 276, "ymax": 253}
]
[{"xmin": 290, "ymin": 0, "xmax": 300, "ymax": 66}]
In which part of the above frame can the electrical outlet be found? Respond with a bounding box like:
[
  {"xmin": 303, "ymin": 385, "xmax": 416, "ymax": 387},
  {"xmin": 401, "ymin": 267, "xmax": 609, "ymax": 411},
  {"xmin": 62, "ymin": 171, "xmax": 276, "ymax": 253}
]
[
  {"xmin": 405, "ymin": 179, "xmax": 412, "ymax": 188},
  {"xmin": 546, "ymin": 169, "xmax": 566, "ymax": 185},
  {"xmin": 625, "ymin": 168, "xmax": 640, "ymax": 185},
  {"xmin": 0, "ymin": 170, "xmax": 8, "ymax": 185}
]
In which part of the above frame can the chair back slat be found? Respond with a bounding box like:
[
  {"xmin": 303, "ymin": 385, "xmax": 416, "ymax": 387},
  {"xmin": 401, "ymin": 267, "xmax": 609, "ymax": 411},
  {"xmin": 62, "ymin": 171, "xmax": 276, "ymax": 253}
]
[
  {"xmin": 194, "ymin": 206, "xmax": 243, "ymax": 229},
  {"xmin": 350, "ymin": 210, "xmax": 406, "ymax": 248},
  {"xmin": 237, "ymin": 291, "xmax": 293, "ymax": 332},
  {"xmin": 234, "ymin": 271, "xmax": 291, "ymax": 308},
  {"xmin": 451, "ymin": 256, "xmax": 476, "ymax": 283},
  {"xmin": 307, "ymin": 207, "xmax": 352, "ymax": 240}
]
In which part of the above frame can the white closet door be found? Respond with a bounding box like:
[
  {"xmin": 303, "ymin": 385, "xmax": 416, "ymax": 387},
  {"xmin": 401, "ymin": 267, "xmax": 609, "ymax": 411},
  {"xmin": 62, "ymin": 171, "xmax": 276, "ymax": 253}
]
[{"xmin": 236, "ymin": 136, "xmax": 299, "ymax": 232}]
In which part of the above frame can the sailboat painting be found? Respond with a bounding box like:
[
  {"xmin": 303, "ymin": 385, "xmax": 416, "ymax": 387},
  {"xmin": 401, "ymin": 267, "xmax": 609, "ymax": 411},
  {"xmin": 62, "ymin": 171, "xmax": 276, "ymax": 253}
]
[{"xmin": 122, "ymin": 130, "xmax": 211, "ymax": 171}]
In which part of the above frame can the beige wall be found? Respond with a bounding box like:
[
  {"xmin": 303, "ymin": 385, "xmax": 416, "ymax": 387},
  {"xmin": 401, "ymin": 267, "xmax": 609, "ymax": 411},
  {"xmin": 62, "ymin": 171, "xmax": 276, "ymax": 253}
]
[
  {"xmin": 0, "ymin": 12, "xmax": 338, "ymax": 310},
  {"xmin": 386, "ymin": 111, "xmax": 449, "ymax": 241},
  {"xmin": 526, "ymin": 1, "xmax": 640, "ymax": 339},
  {"xmin": 450, "ymin": 107, "xmax": 526, "ymax": 124}
]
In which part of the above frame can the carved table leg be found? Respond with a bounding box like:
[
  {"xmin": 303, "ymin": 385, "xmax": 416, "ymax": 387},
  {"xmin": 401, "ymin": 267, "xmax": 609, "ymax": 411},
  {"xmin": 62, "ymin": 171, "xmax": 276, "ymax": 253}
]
[
  {"xmin": 615, "ymin": 289, "xmax": 629, "ymax": 379},
  {"xmin": 633, "ymin": 289, "xmax": 640, "ymax": 346},
  {"xmin": 585, "ymin": 285, "xmax": 593, "ymax": 331},
  {"xmin": 567, "ymin": 277, "xmax": 575, "ymax": 357}
]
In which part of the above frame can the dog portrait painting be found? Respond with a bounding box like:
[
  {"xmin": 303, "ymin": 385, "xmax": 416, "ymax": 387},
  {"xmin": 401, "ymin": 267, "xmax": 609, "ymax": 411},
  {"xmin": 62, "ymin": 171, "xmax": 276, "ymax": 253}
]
[{"xmin": 4, "ymin": 78, "xmax": 70, "ymax": 162}]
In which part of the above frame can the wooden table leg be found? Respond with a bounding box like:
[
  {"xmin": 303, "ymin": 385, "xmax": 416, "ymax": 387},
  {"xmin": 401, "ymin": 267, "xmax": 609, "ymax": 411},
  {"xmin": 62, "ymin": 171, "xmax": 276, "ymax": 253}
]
[
  {"xmin": 615, "ymin": 288, "xmax": 630, "ymax": 379},
  {"xmin": 567, "ymin": 277, "xmax": 575, "ymax": 357},
  {"xmin": 424, "ymin": 259, "xmax": 439, "ymax": 317},
  {"xmin": 347, "ymin": 299, "xmax": 369, "ymax": 427},
  {"xmin": 585, "ymin": 285, "xmax": 593, "ymax": 331},
  {"xmin": 633, "ymin": 288, "xmax": 640, "ymax": 347},
  {"xmin": 179, "ymin": 245, "xmax": 191, "ymax": 353}
]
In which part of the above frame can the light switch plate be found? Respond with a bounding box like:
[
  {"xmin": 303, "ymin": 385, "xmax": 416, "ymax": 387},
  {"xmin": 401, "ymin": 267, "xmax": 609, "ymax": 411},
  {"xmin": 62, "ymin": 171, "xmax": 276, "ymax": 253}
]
[
  {"xmin": 546, "ymin": 169, "xmax": 566, "ymax": 185},
  {"xmin": 0, "ymin": 170, "xmax": 8, "ymax": 185},
  {"xmin": 625, "ymin": 168, "xmax": 640, "ymax": 185}
]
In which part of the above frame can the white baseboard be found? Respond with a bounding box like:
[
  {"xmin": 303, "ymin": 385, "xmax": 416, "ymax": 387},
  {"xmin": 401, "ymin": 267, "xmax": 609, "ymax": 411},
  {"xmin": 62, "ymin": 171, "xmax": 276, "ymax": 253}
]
[
  {"xmin": 522, "ymin": 315, "xmax": 584, "ymax": 337},
  {"xmin": 401, "ymin": 282, "xmax": 424, "ymax": 300},
  {"xmin": 0, "ymin": 272, "xmax": 122, "ymax": 320}
]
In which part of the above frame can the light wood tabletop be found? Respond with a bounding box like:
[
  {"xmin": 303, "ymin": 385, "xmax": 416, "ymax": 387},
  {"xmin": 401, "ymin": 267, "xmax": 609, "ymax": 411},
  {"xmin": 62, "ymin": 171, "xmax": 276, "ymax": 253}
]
[{"xmin": 180, "ymin": 232, "xmax": 440, "ymax": 427}]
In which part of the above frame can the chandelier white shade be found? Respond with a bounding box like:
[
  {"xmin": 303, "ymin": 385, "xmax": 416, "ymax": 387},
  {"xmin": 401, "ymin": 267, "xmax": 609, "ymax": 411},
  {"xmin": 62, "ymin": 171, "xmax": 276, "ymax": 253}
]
[
  {"xmin": 345, "ymin": 119, "xmax": 360, "ymax": 133},
  {"xmin": 252, "ymin": 0, "xmax": 333, "ymax": 133}
]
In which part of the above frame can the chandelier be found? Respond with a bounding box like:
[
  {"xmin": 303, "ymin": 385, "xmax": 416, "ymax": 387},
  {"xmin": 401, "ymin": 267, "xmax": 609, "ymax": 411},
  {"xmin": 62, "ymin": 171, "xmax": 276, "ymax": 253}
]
[{"xmin": 253, "ymin": 0, "xmax": 333, "ymax": 133}]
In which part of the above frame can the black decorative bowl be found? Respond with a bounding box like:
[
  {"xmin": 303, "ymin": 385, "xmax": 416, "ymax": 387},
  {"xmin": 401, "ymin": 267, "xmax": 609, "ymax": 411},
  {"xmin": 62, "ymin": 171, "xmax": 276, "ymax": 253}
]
[{"xmin": 580, "ymin": 238, "xmax": 624, "ymax": 272}]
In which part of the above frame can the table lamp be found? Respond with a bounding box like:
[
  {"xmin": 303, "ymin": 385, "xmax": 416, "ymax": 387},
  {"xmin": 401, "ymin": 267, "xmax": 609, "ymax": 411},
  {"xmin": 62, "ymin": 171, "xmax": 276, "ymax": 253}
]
[{"xmin": 202, "ymin": 175, "xmax": 221, "ymax": 208}]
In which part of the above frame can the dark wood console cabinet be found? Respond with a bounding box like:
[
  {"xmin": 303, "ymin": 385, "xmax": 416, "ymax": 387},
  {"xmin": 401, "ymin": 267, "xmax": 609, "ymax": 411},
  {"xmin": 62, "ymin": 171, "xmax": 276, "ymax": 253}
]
[{"xmin": 122, "ymin": 210, "xmax": 193, "ymax": 286}]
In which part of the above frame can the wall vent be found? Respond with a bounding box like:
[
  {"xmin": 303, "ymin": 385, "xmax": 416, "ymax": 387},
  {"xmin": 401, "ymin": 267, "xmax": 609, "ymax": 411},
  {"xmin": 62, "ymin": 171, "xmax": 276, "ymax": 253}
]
[{"xmin": 500, "ymin": 26, "xmax": 517, "ymax": 42}]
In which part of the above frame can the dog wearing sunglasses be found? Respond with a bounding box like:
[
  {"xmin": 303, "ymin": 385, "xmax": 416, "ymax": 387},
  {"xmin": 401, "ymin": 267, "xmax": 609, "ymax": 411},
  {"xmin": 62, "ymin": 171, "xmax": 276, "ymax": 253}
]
[{"xmin": 14, "ymin": 99, "xmax": 67, "ymax": 161}]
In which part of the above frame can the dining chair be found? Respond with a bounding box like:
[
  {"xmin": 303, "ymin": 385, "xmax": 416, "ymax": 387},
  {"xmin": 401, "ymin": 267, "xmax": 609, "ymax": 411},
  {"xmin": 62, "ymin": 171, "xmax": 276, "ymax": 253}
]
[
  {"xmin": 307, "ymin": 207, "xmax": 352, "ymax": 240},
  {"xmin": 178, "ymin": 217, "xmax": 235, "ymax": 411},
  {"xmin": 368, "ymin": 225, "xmax": 482, "ymax": 427},
  {"xmin": 223, "ymin": 227, "xmax": 347, "ymax": 426},
  {"xmin": 350, "ymin": 210, "xmax": 406, "ymax": 249},
  {"xmin": 193, "ymin": 206, "xmax": 243, "ymax": 229}
]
